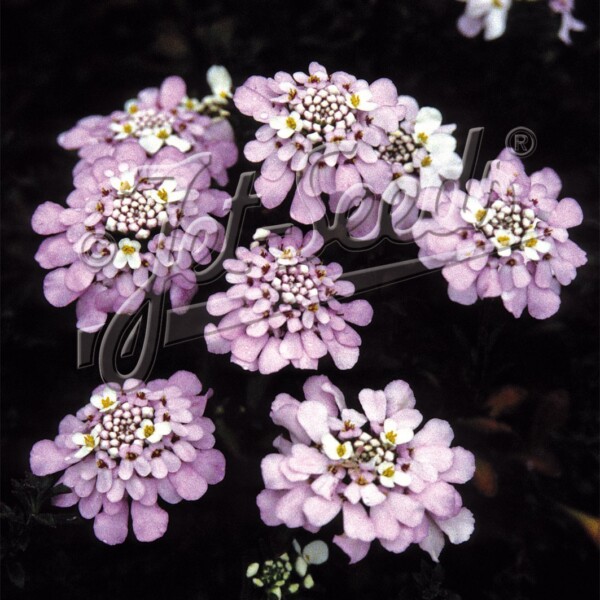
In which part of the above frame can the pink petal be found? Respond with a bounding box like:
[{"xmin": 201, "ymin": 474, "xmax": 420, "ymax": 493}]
[
  {"xmin": 93, "ymin": 506, "xmax": 129, "ymax": 545},
  {"xmin": 32, "ymin": 201, "xmax": 67, "ymax": 235},
  {"xmin": 258, "ymin": 337, "xmax": 290, "ymax": 374},
  {"xmin": 303, "ymin": 496, "xmax": 342, "ymax": 527},
  {"xmin": 30, "ymin": 440, "xmax": 71, "ymax": 476},
  {"xmin": 333, "ymin": 534, "xmax": 371, "ymax": 564},
  {"xmin": 342, "ymin": 502, "xmax": 376, "ymax": 542},
  {"xmin": 159, "ymin": 76, "xmax": 186, "ymax": 110},
  {"xmin": 131, "ymin": 501, "xmax": 169, "ymax": 542},
  {"xmin": 169, "ymin": 464, "xmax": 208, "ymax": 500}
]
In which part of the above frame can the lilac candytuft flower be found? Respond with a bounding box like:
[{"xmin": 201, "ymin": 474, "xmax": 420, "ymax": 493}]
[
  {"xmin": 59, "ymin": 68, "xmax": 237, "ymax": 185},
  {"xmin": 32, "ymin": 143, "xmax": 231, "ymax": 332},
  {"xmin": 457, "ymin": 0, "xmax": 585, "ymax": 45},
  {"xmin": 549, "ymin": 0, "xmax": 586, "ymax": 45},
  {"xmin": 233, "ymin": 62, "xmax": 405, "ymax": 224},
  {"xmin": 457, "ymin": 0, "xmax": 513, "ymax": 41},
  {"xmin": 204, "ymin": 227, "xmax": 373, "ymax": 373},
  {"xmin": 257, "ymin": 376, "xmax": 475, "ymax": 563},
  {"xmin": 29, "ymin": 371, "xmax": 225, "ymax": 545},
  {"xmin": 413, "ymin": 150, "xmax": 587, "ymax": 319}
]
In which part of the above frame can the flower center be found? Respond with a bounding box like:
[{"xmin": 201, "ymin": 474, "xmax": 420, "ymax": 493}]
[
  {"xmin": 105, "ymin": 186, "xmax": 170, "ymax": 240},
  {"xmin": 291, "ymin": 84, "xmax": 356, "ymax": 143},
  {"xmin": 378, "ymin": 126, "xmax": 429, "ymax": 175}
]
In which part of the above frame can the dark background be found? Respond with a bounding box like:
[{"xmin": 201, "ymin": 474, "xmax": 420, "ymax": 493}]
[{"xmin": 2, "ymin": 1, "xmax": 598, "ymax": 599}]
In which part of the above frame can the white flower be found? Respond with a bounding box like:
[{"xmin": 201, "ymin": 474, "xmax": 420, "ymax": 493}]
[
  {"xmin": 293, "ymin": 540, "xmax": 329, "ymax": 577},
  {"xmin": 412, "ymin": 107, "xmax": 463, "ymax": 187},
  {"xmin": 346, "ymin": 88, "xmax": 377, "ymax": 111},
  {"xmin": 270, "ymin": 111, "xmax": 303, "ymax": 139},
  {"xmin": 377, "ymin": 461, "xmax": 411, "ymax": 488},
  {"xmin": 521, "ymin": 230, "xmax": 551, "ymax": 261},
  {"xmin": 146, "ymin": 179, "xmax": 185, "ymax": 204},
  {"xmin": 110, "ymin": 171, "xmax": 136, "ymax": 196},
  {"xmin": 321, "ymin": 433, "xmax": 352, "ymax": 461},
  {"xmin": 135, "ymin": 418, "xmax": 171, "ymax": 444},
  {"xmin": 491, "ymin": 228, "xmax": 519, "ymax": 256},
  {"xmin": 206, "ymin": 65, "xmax": 233, "ymax": 102},
  {"xmin": 124, "ymin": 99, "xmax": 139, "ymax": 114},
  {"xmin": 113, "ymin": 238, "xmax": 142, "ymax": 270},
  {"xmin": 110, "ymin": 120, "xmax": 137, "ymax": 140},
  {"xmin": 139, "ymin": 123, "xmax": 192, "ymax": 155},
  {"xmin": 463, "ymin": 0, "xmax": 513, "ymax": 41},
  {"xmin": 180, "ymin": 95, "xmax": 204, "ymax": 112},
  {"xmin": 379, "ymin": 418, "xmax": 414, "ymax": 447},
  {"xmin": 461, "ymin": 196, "xmax": 496, "ymax": 227},
  {"xmin": 90, "ymin": 387, "xmax": 119, "ymax": 412},
  {"xmin": 71, "ymin": 425, "xmax": 101, "ymax": 460},
  {"xmin": 269, "ymin": 246, "xmax": 300, "ymax": 266}
]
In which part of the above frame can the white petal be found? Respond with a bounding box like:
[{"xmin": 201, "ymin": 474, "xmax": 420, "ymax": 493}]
[
  {"xmin": 139, "ymin": 135, "xmax": 164, "ymax": 155},
  {"xmin": 416, "ymin": 107, "xmax": 443, "ymax": 136},
  {"xmin": 166, "ymin": 135, "xmax": 192, "ymax": 153},
  {"xmin": 113, "ymin": 251, "xmax": 128, "ymax": 269},
  {"xmin": 207, "ymin": 65, "xmax": 232, "ymax": 97},
  {"xmin": 303, "ymin": 540, "xmax": 329, "ymax": 565},
  {"xmin": 127, "ymin": 253, "xmax": 142, "ymax": 270}
]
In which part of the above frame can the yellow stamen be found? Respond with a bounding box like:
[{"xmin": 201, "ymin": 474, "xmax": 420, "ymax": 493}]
[
  {"xmin": 336, "ymin": 444, "xmax": 346, "ymax": 458},
  {"xmin": 84, "ymin": 435, "xmax": 96, "ymax": 448},
  {"xmin": 157, "ymin": 188, "xmax": 168, "ymax": 202},
  {"xmin": 285, "ymin": 116, "xmax": 297, "ymax": 130},
  {"xmin": 219, "ymin": 90, "xmax": 229, "ymax": 99},
  {"xmin": 122, "ymin": 123, "xmax": 133, "ymax": 134},
  {"xmin": 382, "ymin": 466, "xmax": 395, "ymax": 478},
  {"xmin": 497, "ymin": 235, "xmax": 511, "ymax": 246},
  {"xmin": 421, "ymin": 156, "xmax": 432, "ymax": 167},
  {"xmin": 143, "ymin": 424, "xmax": 155, "ymax": 438},
  {"xmin": 385, "ymin": 431, "xmax": 397, "ymax": 444},
  {"xmin": 127, "ymin": 104, "xmax": 138, "ymax": 114},
  {"xmin": 119, "ymin": 181, "xmax": 132, "ymax": 192},
  {"xmin": 121, "ymin": 244, "xmax": 136, "ymax": 255},
  {"xmin": 417, "ymin": 132, "xmax": 428, "ymax": 144},
  {"xmin": 525, "ymin": 238, "xmax": 538, "ymax": 247},
  {"xmin": 349, "ymin": 94, "xmax": 360, "ymax": 109},
  {"xmin": 101, "ymin": 397, "xmax": 113, "ymax": 409},
  {"xmin": 157, "ymin": 129, "xmax": 169, "ymax": 140}
]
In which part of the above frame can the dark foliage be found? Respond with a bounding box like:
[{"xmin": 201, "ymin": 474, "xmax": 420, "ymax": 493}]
[{"xmin": 2, "ymin": 1, "xmax": 598, "ymax": 599}]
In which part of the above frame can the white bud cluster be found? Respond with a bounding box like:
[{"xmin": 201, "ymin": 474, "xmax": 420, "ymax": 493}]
[
  {"xmin": 105, "ymin": 189, "xmax": 169, "ymax": 240},
  {"xmin": 292, "ymin": 85, "xmax": 357, "ymax": 142}
]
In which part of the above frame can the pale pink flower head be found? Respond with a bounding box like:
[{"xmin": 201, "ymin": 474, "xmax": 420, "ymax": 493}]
[
  {"xmin": 413, "ymin": 150, "xmax": 587, "ymax": 319},
  {"xmin": 204, "ymin": 227, "xmax": 373, "ymax": 373},
  {"xmin": 58, "ymin": 69, "xmax": 237, "ymax": 185},
  {"xmin": 234, "ymin": 62, "xmax": 404, "ymax": 224},
  {"xmin": 257, "ymin": 376, "xmax": 475, "ymax": 563},
  {"xmin": 29, "ymin": 371, "xmax": 225, "ymax": 545},
  {"xmin": 32, "ymin": 143, "xmax": 231, "ymax": 332},
  {"xmin": 457, "ymin": 0, "xmax": 513, "ymax": 41}
]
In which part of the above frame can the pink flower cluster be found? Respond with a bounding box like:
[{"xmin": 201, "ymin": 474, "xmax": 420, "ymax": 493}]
[
  {"xmin": 233, "ymin": 62, "xmax": 405, "ymax": 224},
  {"xmin": 33, "ymin": 142, "xmax": 231, "ymax": 332},
  {"xmin": 30, "ymin": 371, "xmax": 225, "ymax": 545},
  {"xmin": 59, "ymin": 73, "xmax": 238, "ymax": 185},
  {"xmin": 204, "ymin": 227, "xmax": 373, "ymax": 373},
  {"xmin": 413, "ymin": 150, "xmax": 587, "ymax": 319},
  {"xmin": 257, "ymin": 376, "xmax": 475, "ymax": 563}
]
